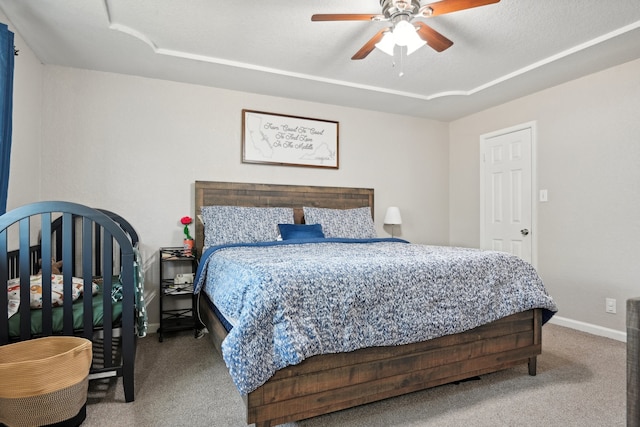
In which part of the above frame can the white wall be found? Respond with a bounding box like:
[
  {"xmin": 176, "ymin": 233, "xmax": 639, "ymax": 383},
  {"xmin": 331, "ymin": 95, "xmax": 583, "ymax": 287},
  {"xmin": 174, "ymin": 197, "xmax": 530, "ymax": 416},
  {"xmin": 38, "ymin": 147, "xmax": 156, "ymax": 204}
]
[
  {"xmin": 8, "ymin": 13, "xmax": 638, "ymax": 336},
  {"xmin": 2, "ymin": 13, "xmax": 42, "ymax": 210},
  {"xmin": 450, "ymin": 58, "xmax": 640, "ymax": 336},
  {"xmin": 36, "ymin": 66, "xmax": 449, "ymax": 324}
]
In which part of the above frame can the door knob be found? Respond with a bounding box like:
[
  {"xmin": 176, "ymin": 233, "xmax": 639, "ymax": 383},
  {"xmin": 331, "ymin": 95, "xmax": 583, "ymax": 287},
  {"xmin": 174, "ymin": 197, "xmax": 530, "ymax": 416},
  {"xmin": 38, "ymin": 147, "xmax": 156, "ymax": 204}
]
[{"xmin": 521, "ymin": 229, "xmax": 529, "ymax": 236}]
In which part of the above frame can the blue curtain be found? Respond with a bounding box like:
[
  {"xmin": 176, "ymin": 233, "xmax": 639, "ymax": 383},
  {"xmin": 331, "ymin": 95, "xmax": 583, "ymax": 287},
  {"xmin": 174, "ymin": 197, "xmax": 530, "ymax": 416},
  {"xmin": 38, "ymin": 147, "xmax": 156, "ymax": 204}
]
[{"xmin": 0, "ymin": 23, "xmax": 13, "ymax": 215}]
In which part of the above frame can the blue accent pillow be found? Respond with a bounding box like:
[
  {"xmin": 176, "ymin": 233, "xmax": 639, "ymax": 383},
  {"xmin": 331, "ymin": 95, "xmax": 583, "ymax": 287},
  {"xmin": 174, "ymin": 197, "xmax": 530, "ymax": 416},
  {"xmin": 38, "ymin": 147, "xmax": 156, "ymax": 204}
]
[{"xmin": 278, "ymin": 224, "xmax": 325, "ymax": 240}]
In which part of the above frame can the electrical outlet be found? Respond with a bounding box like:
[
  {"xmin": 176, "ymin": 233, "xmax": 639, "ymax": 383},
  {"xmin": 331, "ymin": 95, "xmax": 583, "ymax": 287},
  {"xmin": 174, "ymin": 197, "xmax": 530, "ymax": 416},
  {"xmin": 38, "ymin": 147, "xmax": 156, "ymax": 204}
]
[{"xmin": 605, "ymin": 298, "xmax": 616, "ymax": 314}]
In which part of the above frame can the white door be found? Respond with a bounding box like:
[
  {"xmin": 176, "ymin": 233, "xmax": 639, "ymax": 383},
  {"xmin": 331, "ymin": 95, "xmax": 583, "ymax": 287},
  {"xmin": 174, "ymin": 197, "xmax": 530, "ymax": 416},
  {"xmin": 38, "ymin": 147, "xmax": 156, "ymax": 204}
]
[{"xmin": 480, "ymin": 124, "xmax": 535, "ymax": 264}]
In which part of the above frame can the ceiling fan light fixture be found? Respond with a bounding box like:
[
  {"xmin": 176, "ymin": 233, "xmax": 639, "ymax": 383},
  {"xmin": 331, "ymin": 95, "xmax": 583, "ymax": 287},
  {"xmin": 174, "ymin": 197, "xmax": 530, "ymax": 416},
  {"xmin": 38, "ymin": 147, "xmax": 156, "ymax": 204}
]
[
  {"xmin": 392, "ymin": 19, "xmax": 415, "ymax": 46},
  {"xmin": 391, "ymin": 19, "xmax": 426, "ymax": 55},
  {"xmin": 313, "ymin": 0, "xmax": 494, "ymax": 61},
  {"xmin": 375, "ymin": 31, "xmax": 396, "ymax": 56},
  {"xmin": 404, "ymin": 28, "xmax": 426, "ymax": 55}
]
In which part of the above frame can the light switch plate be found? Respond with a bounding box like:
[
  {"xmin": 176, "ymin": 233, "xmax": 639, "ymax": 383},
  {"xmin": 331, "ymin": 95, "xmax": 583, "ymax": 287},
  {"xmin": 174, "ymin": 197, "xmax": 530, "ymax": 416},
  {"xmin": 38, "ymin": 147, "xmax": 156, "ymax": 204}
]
[{"xmin": 539, "ymin": 189, "xmax": 548, "ymax": 202}]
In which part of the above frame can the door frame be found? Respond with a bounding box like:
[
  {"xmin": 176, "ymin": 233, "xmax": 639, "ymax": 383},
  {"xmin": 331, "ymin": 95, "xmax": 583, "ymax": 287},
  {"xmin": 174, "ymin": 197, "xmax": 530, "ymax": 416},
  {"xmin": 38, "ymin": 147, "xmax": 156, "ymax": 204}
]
[{"xmin": 479, "ymin": 121, "xmax": 538, "ymax": 267}]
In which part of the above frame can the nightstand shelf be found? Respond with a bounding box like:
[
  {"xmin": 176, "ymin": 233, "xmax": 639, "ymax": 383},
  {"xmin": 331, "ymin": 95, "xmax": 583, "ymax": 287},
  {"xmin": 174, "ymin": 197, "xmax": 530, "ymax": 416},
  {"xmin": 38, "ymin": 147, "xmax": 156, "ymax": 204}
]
[{"xmin": 157, "ymin": 246, "xmax": 199, "ymax": 342}]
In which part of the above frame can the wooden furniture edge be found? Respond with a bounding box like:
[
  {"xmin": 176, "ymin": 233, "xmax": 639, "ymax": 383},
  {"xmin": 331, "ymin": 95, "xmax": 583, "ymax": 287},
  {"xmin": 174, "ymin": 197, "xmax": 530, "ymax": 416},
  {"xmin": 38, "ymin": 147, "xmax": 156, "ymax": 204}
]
[
  {"xmin": 199, "ymin": 294, "xmax": 542, "ymax": 427},
  {"xmin": 193, "ymin": 180, "xmax": 543, "ymax": 426},
  {"xmin": 194, "ymin": 180, "xmax": 374, "ymax": 257}
]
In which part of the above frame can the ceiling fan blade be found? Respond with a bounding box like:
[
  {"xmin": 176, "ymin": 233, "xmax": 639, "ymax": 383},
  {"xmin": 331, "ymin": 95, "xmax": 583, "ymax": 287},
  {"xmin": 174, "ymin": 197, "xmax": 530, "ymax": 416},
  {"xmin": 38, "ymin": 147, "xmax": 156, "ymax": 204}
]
[
  {"xmin": 415, "ymin": 22, "xmax": 454, "ymax": 52},
  {"xmin": 311, "ymin": 14, "xmax": 382, "ymax": 22},
  {"xmin": 421, "ymin": 0, "xmax": 500, "ymax": 17},
  {"xmin": 351, "ymin": 29, "xmax": 388, "ymax": 60}
]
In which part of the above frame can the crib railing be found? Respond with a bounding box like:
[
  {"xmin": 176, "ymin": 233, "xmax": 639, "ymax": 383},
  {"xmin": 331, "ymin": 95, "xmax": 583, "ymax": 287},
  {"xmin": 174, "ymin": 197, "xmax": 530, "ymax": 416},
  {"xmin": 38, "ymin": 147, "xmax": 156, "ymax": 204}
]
[
  {"xmin": 0, "ymin": 202, "xmax": 137, "ymax": 402},
  {"xmin": 6, "ymin": 245, "xmax": 41, "ymax": 279},
  {"xmin": 5, "ymin": 208, "xmax": 139, "ymax": 280}
]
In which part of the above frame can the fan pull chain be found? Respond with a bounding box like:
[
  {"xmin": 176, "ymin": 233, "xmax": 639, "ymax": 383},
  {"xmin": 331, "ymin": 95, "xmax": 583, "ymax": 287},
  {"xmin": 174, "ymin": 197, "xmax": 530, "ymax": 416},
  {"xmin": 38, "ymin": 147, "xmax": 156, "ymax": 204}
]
[{"xmin": 390, "ymin": 46, "xmax": 405, "ymax": 77}]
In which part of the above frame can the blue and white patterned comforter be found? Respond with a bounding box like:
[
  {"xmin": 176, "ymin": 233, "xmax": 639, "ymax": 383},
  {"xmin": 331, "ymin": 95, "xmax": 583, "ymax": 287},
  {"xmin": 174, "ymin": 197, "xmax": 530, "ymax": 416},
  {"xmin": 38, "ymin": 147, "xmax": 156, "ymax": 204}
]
[{"xmin": 194, "ymin": 238, "xmax": 557, "ymax": 395}]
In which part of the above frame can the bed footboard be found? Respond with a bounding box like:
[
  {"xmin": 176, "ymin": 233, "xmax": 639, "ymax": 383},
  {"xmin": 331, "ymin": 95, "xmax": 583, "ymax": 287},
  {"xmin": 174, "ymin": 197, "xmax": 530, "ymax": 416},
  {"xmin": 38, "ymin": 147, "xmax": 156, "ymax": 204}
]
[{"xmin": 199, "ymin": 294, "xmax": 542, "ymax": 427}]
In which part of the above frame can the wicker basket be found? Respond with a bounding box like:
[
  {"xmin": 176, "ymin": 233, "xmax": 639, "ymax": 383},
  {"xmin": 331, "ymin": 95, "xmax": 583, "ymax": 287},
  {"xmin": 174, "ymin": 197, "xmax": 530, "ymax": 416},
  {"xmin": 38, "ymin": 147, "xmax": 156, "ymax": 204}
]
[{"xmin": 0, "ymin": 336, "xmax": 92, "ymax": 427}]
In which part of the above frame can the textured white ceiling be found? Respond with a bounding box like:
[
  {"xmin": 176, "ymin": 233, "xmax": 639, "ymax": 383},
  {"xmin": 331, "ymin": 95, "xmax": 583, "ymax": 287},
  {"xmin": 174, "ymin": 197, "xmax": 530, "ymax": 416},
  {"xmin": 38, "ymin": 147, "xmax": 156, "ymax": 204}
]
[{"xmin": 2, "ymin": 0, "xmax": 640, "ymax": 120}]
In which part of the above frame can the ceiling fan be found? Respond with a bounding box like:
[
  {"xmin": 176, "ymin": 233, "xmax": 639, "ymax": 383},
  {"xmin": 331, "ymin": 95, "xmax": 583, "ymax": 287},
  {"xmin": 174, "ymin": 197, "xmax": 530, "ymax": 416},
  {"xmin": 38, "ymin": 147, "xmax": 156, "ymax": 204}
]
[{"xmin": 312, "ymin": 0, "xmax": 501, "ymax": 60}]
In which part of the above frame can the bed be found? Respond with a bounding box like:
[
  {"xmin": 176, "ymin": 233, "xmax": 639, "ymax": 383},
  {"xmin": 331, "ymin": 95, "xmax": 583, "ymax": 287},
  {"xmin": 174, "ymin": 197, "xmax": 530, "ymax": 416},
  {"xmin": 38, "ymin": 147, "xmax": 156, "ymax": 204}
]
[
  {"xmin": 0, "ymin": 201, "xmax": 144, "ymax": 403},
  {"xmin": 194, "ymin": 181, "xmax": 557, "ymax": 427}
]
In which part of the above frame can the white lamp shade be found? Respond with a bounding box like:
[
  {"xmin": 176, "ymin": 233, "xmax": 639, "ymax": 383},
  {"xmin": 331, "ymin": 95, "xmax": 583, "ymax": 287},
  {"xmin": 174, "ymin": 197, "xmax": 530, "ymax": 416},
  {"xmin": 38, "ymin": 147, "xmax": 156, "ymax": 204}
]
[
  {"xmin": 392, "ymin": 20, "xmax": 415, "ymax": 47},
  {"xmin": 375, "ymin": 31, "xmax": 395, "ymax": 56},
  {"xmin": 384, "ymin": 207, "xmax": 402, "ymax": 225},
  {"xmin": 405, "ymin": 32, "xmax": 426, "ymax": 55}
]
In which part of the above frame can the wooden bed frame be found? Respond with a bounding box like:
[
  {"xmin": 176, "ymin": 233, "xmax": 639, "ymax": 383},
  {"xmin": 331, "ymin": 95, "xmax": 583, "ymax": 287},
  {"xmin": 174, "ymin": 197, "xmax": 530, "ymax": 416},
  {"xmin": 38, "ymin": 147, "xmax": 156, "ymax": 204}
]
[{"xmin": 194, "ymin": 181, "xmax": 542, "ymax": 427}]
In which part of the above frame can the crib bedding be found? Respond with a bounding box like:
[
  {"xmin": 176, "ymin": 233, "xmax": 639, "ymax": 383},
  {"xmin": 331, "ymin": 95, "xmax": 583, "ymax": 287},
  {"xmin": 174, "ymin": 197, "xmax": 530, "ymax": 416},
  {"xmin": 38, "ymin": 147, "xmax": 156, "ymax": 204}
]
[
  {"xmin": 7, "ymin": 265, "xmax": 147, "ymax": 339},
  {"xmin": 195, "ymin": 238, "xmax": 558, "ymax": 395},
  {"xmin": 7, "ymin": 279, "xmax": 124, "ymax": 338},
  {"xmin": 7, "ymin": 274, "xmax": 99, "ymax": 318}
]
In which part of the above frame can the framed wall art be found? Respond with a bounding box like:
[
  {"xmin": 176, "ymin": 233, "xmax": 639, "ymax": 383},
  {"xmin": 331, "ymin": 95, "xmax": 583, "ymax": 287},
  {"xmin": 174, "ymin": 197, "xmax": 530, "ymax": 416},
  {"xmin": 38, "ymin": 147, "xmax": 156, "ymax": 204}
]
[{"xmin": 242, "ymin": 109, "xmax": 339, "ymax": 169}]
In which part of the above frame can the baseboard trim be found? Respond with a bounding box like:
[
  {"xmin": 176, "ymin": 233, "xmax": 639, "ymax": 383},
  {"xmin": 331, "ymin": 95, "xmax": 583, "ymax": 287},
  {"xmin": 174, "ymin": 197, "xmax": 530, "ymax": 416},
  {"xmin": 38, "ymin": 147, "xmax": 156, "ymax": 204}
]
[
  {"xmin": 148, "ymin": 322, "xmax": 160, "ymax": 335},
  {"xmin": 548, "ymin": 315, "xmax": 627, "ymax": 342}
]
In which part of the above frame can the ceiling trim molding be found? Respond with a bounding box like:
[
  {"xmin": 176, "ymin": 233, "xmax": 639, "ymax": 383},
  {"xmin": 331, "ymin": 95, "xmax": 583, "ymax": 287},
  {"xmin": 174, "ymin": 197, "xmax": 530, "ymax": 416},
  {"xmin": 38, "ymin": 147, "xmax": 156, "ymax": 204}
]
[
  {"xmin": 429, "ymin": 20, "xmax": 640, "ymax": 100},
  {"xmin": 103, "ymin": 1, "xmax": 640, "ymax": 104}
]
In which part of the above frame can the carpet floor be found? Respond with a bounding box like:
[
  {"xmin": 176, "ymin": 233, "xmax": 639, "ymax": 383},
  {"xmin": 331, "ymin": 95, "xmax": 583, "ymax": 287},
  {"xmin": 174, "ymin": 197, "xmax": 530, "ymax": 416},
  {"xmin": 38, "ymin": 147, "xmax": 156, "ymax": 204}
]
[{"xmin": 83, "ymin": 323, "xmax": 626, "ymax": 426}]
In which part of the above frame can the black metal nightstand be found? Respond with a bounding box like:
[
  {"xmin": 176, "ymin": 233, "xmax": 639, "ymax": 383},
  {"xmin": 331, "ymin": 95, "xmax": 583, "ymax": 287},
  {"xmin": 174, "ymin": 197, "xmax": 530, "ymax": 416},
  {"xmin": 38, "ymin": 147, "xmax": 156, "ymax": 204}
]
[{"xmin": 157, "ymin": 247, "xmax": 199, "ymax": 342}]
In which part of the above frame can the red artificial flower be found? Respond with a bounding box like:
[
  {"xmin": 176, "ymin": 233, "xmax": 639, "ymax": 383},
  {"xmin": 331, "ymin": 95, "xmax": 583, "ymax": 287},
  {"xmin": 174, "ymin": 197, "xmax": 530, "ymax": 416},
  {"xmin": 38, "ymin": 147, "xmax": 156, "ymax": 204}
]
[{"xmin": 180, "ymin": 216, "xmax": 193, "ymax": 240}]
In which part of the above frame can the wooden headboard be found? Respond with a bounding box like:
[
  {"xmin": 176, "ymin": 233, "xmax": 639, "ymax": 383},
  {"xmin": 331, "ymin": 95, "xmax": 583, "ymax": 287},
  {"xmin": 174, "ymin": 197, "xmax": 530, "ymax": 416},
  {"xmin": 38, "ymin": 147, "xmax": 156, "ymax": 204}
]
[{"xmin": 194, "ymin": 181, "xmax": 374, "ymax": 255}]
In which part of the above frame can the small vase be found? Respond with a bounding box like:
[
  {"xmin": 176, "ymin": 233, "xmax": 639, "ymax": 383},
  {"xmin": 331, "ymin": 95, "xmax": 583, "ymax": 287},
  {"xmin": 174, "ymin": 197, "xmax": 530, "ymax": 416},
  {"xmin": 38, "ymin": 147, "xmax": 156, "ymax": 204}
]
[{"xmin": 183, "ymin": 238, "xmax": 194, "ymax": 256}]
